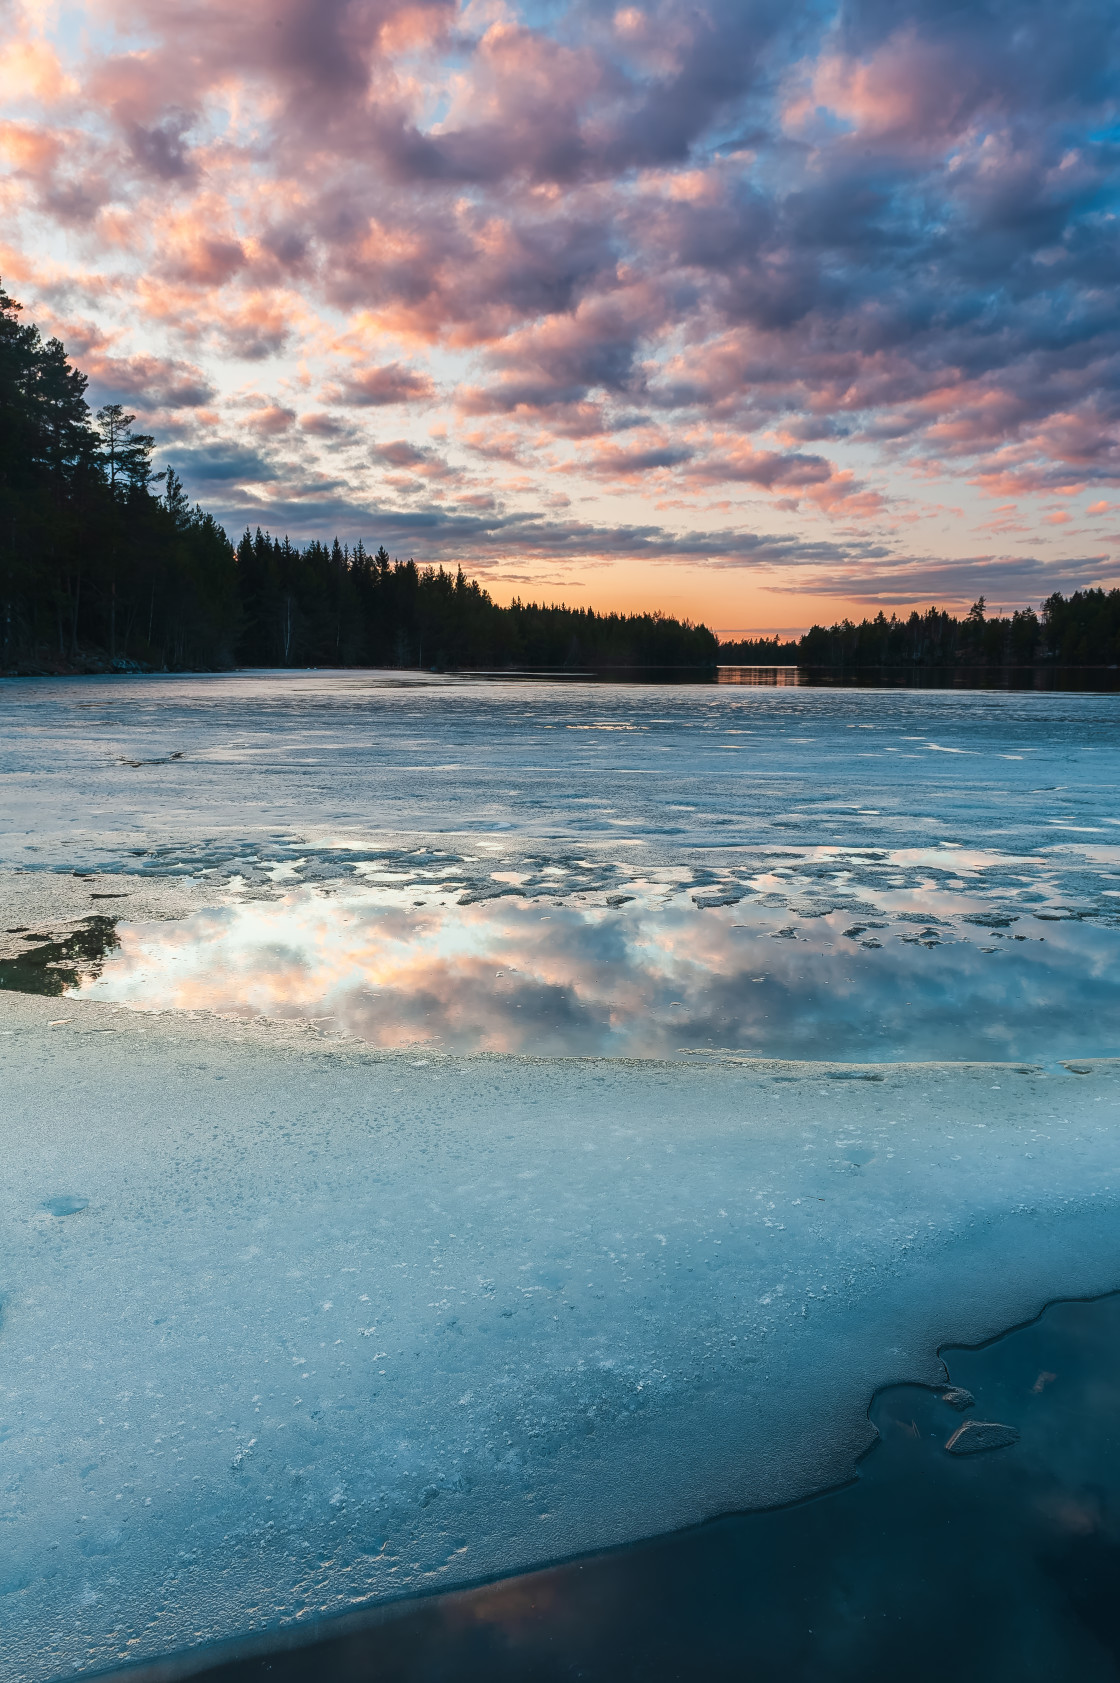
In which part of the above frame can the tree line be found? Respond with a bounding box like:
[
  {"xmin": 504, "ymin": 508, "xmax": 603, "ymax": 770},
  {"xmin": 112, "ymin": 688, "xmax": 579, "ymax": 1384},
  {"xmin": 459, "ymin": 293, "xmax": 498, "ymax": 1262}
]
[
  {"xmin": 1, "ymin": 281, "xmax": 716, "ymax": 674},
  {"xmin": 719, "ymin": 595, "xmax": 1120, "ymax": 670},
  {"xmin": 234, "ymin": 529, "xmax": 719, "ymax": 670},
  {"xmin": 8, "ymin": 281, "xmax": 1114, "ymax": 678},
  {"xmin": 1, "ymin": 281, "xmax": 236, "ymax": 673}
]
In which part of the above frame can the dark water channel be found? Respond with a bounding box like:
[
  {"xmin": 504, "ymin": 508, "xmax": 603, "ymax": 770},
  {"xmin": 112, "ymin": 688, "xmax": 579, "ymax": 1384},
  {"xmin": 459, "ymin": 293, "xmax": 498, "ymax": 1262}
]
[
  {"xmin": 718, "ymin": 664, "xmax": 1120, "ymax": 691},
  {"xmin": 90, "ymin": 1292, "xmax": 1120, "ymax": 1683}
]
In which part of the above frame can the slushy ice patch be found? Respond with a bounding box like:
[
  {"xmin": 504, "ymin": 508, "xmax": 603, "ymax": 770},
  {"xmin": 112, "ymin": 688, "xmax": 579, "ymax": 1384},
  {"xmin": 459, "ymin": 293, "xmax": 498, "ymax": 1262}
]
[
  {"xmin": 49, "ymin": 885, "xmax": 1120, "ymax": 1063},
  {"xmin": 5, "ymin": 678, "xmax": 1120, "ymax": 924},
  {"xmin": 40, "ymin": 1194, "xmax": 89, "ymax": 1217}
]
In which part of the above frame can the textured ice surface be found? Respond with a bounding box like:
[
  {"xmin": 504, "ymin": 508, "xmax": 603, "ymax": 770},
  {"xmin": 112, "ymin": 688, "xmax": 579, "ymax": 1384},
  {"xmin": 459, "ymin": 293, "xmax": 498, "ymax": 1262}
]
[
  {"xmin": 2, "ymin": 999, "xmax": 1120, "ymax": 1679},
  {"xmin": 944, "ymin": 1420, "xmax": 1020, "ymax": 1454},
  {"xmin": 2, "ymin": 674, "xmax": 1120, "ymax": 1678},
  {"xmin": 2, "ymin": 672, "xmax": 1119, "ymax": 927}
]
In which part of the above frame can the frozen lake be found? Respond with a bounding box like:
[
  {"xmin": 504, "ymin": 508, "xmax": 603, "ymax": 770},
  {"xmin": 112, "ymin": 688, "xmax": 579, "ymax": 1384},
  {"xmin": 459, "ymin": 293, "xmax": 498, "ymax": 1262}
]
[
  {"xmin": 1, "ymin": 672, "xmax": 1119, "ymax": 1679},
  {"xmin": 3, "ymin": 673, "xmax": 1120, "ymax": 896},
  {"xmin": 5, "ymin": 668, "xmax": 1120, "ymax": 1063}
]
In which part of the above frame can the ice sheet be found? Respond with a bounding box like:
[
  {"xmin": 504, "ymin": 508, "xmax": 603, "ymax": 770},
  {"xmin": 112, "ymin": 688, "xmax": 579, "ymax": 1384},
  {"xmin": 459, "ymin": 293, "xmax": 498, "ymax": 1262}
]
[
  {"xmin": 2, "ymin": 672, "xmax": 1119, "ymax": 926},
  {"xmin": 2, "ymin": 996, "xmax": 1119, "ymax": 1679}
]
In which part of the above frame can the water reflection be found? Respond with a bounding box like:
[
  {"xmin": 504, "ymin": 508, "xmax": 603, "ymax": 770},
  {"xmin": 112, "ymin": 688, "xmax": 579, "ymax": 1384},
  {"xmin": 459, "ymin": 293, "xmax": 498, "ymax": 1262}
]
[
  {"xmin": 717, "ymin": 665, "xmax": 805, "ymax": 686},
  {"xmin": 67, "ymin": 888, "xmax": 1120, "ymax": 1063},
  {"xmin": 717, "ymin": 663, "xmax": 1120, "ymax": 691},
  {"xmin": 0, "ymin": 916, "xmax": 119, "ymax": 996}
]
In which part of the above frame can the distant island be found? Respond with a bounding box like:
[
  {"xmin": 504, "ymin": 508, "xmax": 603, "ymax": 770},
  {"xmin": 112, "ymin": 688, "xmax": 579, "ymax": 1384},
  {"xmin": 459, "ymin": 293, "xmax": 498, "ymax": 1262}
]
[
  {"xmin": 1, "ymin": 281, "xmax": 716, "ymax": 676},
  {"xmin": 4, "ymin": 278, "xmax": 1116, "ymax": 678}
]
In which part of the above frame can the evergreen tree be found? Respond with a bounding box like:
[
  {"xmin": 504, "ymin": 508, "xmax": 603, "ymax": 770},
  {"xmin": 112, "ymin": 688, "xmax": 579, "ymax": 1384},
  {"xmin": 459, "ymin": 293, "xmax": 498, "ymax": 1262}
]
[
  {"xmin": 1, "ymin": 279, "xmax": 238, "ymax": 671},
  {"xmin": 96, "ymin": 404, "xmax": 160, "ymax": 497},
  {"xmin": 36, "ymin": 338, "xmax": 97, "ymax": 486},
  {"xmin": 720, "ymin": 594, "xmax": 1120, "ymax": 671}
]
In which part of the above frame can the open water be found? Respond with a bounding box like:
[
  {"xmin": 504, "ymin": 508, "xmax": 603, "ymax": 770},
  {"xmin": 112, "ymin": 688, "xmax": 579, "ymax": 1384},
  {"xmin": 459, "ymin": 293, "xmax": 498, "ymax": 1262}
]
[{"xmin": 6, "ymin": 877, "xmax": 1118, "ymax": 1065}]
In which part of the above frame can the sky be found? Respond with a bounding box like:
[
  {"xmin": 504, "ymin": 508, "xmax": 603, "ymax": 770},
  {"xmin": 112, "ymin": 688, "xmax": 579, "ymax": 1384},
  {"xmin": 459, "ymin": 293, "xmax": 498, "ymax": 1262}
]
[{"xmin": 2, "ymin": 0, "xmax": 1120, "ymax": 634}]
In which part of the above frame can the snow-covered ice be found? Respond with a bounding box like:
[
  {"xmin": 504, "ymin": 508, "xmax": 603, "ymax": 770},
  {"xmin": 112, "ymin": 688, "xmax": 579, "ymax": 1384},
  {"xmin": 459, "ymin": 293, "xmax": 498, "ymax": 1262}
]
[{"xmin": 1, "ymin": 672, "xmax": 1119, "ymax": 1679}]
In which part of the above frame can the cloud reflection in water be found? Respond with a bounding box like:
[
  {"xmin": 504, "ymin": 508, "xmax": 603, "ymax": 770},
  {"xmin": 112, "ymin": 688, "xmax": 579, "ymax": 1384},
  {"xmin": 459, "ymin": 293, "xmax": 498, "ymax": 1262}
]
[{"xmin": 73, "ymin": 887, "xmax": 1120, "ymax": 1064}]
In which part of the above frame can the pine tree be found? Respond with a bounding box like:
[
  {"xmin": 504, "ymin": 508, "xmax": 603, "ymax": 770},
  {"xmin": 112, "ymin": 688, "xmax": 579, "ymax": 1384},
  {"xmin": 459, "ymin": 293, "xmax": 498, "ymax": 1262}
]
[
  {"xmin": 162, "ymin": 467, "xmax": 191, "ymax": 529},
  {"xmin": 96, "ymin": 403, "xmax": 160, "ymax": 497},
  {"xmin": 0, "ymin": 278, "xmax": 731, "ymax": 676},
  {"xmin": 35, "ymin": 339, "xmax": 97, "ymax": 487}
]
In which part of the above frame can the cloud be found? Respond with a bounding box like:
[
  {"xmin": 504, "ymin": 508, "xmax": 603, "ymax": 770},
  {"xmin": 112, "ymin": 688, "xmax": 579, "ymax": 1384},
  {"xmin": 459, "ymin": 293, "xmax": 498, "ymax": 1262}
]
[
  {"xmin": 299, "ymin": 410, "xmax": 354, "ymax": 437},
  {"xmin": 372, "ymin": 438, "xmax": 459, "ymax": 479},
  {"xmin": 6, "ymin": 0, "xmax": 1120, "ymax": 606},
  {"xmin": 83, "ymin": 350, "xmax": 216, "ymax": 410},
  {"xmin": 167, "ymin": 440, "xmax": 281, "ymax": 485},
  {"xmin": 778, "ymin": 552, "xmax": 1120, "ymax": 607},
  {"xmin": 245, "ymin": 404, "xmax": 297, "ymax": 435},
  {"xmin": 127, "ymin": 112, "xmax": 197, "ymax": 181},
  {"xmin": 331, "ymin": 363, "xmax": 436, "ymax": 405},
  {"xmin": 580, "ymin": 440, "xmax": 695, "ymax": 476},
  {"xmin": 190, "ymin": 477, "xmax": 889, "ymax": 569},
  {"xmin": 0, "ymin": 5, "xmax": 76, "ymax": 105}
]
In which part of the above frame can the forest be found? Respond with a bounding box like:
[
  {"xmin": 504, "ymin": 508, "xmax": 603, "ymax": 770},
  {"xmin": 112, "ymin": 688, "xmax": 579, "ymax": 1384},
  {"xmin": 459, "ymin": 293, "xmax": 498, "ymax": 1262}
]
[
  {"xmin": 233, "ymin": 529, "xmax": 719, "ymax": 671},
  {"xmin": 6, "ymin": 279, "xmax": 1117, "ymax": 677},
  {"xmin": 1, "ymin": 282, "xmax": 716, "ymax": 674},
  {"xmin": 1, "ymin": 281, "xmax": 236, "ymax": 674},
  {"xmin": 719, "ymin": 594, "xmax": 1120, "ymax": 670}
]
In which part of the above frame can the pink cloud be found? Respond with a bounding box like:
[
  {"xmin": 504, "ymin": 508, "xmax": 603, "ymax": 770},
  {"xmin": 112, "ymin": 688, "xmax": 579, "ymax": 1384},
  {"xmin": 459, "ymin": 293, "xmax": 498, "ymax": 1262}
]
[
  {"xmin": 373, "ymin": 438, "xmax": 458, "ymax": 479},
  {"xmin": 245, "ymin": 404, "xmax": 297, "ymax": 435},
  {"xmin": 784, "ymin": 29, "xmax": 977, "ymax": 151},
  {"xmin": 4, "ymin": 0, "xmax": 1119, "ymax": 595},
  {"xmin": 329, "ymin": 363, "xmax": 436, "ymax": 405},
  {"xmin": 682, "ymin": 436, "xmax": 832, "ymax": 491},
  {"xmin": 82, "ymin": 347, "xmax": 216, "ymax": 410},
  {"xmin": 0, "ymin": 9, "xmax": 76, "ymax": 106}
]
